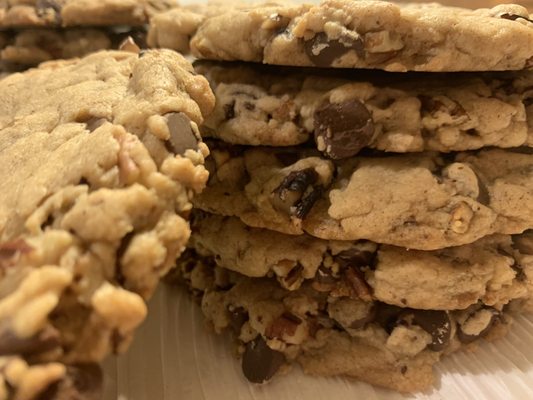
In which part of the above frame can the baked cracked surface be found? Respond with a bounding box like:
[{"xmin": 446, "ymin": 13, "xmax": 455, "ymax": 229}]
[
  {"xmin": 186, "ymin": 1, "xmax": 533, "ymax": 72},
  {"xmin": 0, "ymin": 48, "xmax": 214, "ymax": 399},
  {"xmin": 195, "ymin": 144, "xmax": 533, "ymax": 250}
]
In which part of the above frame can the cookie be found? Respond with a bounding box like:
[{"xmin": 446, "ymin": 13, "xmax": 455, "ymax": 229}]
[
  {"xmin": 0, "ymin": 0, "xmax": 175, "ymax": 28},
  {"xmin": 0, "ymin": 357, "xmax": 102, "ymax": 400},
  {"xmin": 0, "ymin": 28, "xmax": 147, "ymax": 68},
  {"xmin": 189, "ymin": 212, "xmax": 533, "ymax": 311},
  {"xmin": 0, "ymin": 48, "xmax": 214, "ymax": 380},
  {"xmin": 178, "ymin": 251, "xmax": 521, "ymax": 392},
  {"xmin": 196, "ymin": 62, "xmax": 532, "ymax": 157},
  {"xmin": 186, "ymin": 1, "xmax": 533, "ymax": 72},
  {"xmin": 195, "ymin": 144, "xmax": 533, "ymax": 250},
  {"xmin": 147, "ymin": 3, "xmax": 240, "ymax": 53}
]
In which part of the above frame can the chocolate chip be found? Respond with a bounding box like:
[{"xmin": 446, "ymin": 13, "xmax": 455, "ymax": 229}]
[
  {"xmin": 228, "ymin": 306, "xmax": 248, "ymax": 334},
  {"xmin": 510, "ymin": 261, "xmax": 527, "ymax": 282},
  {"xmin": 512, "ymin": 233, "xmax": 533, "ymax": 255},
  {"xmin": 315, "ymin": 265, "xmax": 337, "ymax": 285},
  {"xmin": 304, "ymin": 32, "xmax": 364, "ymax": 67},
  {"xmin": 500, "ymin": 13, "xmax": 533, "ymax": 24},
  {"xmin": 457, "ymin": 307, "xmax": 499, "ymax": 344},
  {"xmin": 165, "ymin": 112, "xmax": 199, "ymax": 155},
  {"xmin": 36, "ymin": 0, "xmax": 62, "ymax": 24},
  {"xmin": 0, "ymin": 325, "xmax": 60, "ymax": 356},
  {"xmin": 265, "ymin": 312, "xmax": 302, "ymax": 340},
  {"xmin": 242, "ymin": 336, "xmax": 285, "ymax": 384},
  {"xmin": 274, "ymin": 152, "xmax": 299, "ymax": 167},
  {"xmin": 374, "ymin": 303, "xmax": 404, "ymax": 333},
  {"xmin": 401, "ymin": 310, "xmax": 452, "ymax": 352},
  {"xmin": 271, "ymin": 168, "xmax": 322, "ymax": 219},
  {"xmin": 294, "ymin": 186, "xmax": 323, "ymax": 219},
  {"xmin": 374, "ymin": 304, "xmax": 451, "ymax": 351},
  {"xmin": 335, "ymin": 248, "xmax": 376, "ymax": 269},
  {"xmin": 477, "ymin": 177, "xmax": 491, "ymax": 206},
  {"xmin": 37, "ymin": 364, "xmax": 103, "ymax": 400},
  {"xmin": 314, "ymin": 100, "xmax": 375, "ymax": 159},
  {"xmin": 223, "ymin": 101, "xmax": 236, "ymax": 120}
]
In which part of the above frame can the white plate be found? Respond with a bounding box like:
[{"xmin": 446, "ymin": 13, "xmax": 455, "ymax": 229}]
[{"xmin": 103, "ymin": 285, "xmax": 533, "ymax": 400}]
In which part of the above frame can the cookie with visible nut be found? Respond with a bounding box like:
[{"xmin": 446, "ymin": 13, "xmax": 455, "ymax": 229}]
[
  {"xmin": 189, "ymin": 213, "xmax": 533, "ymax": 310},
  {"xmin": 196, "ymin": 62, "xmax": 533, "ymax": 158},
  {"xmin": 176, "ymin": 251, "xmax": 522, "ymax": 393},
  {"xmin": 182, "ymin": 1, "xmax": 533, "ymax": 72},
  {"xmin": 0, "ymin": 48, "xmax": 214, "ymax": 396},
  {"xmin": 0, "ymin": 0, "xmax": 176, "ymax": 28},
  {"xmin": 195, "ymin": 144, "xmax": 533, "ymax": 250}
]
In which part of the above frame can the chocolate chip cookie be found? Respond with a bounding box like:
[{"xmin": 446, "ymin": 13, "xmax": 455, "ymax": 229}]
[
  {"xmin": 196, "ymin": 62, "xmax": 532, "ymax": 157},
  {"xmin": 0, "ymin": 48, "xmax": 214, "ymax": 398},
  {"xmin": 178, "ymin": 250, "xmax": 522, "ymax": 392},
  {"xmin": 0, "ymin": 27, "xmax": 148, "ymax": 69},
  {"xmin": 186, "ymin": 1, "xmax": 533, "ymax": 72},
  {"xmin": 190, "ymin": 213, "xmax": 533, "ymax": 310},
  {"xmin": 196, "ymin": 144, "xmax": 533, "ymax": 250},
  {"xmin": 0, "ymin": 0, "xmax": 176, "ymax": 28}
]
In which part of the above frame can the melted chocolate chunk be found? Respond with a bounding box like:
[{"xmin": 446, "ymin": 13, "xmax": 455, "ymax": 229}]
[
  {"xmin": 165, "ymin": 112, "xmax": 199, "ymax": 155},
  {"xmin": 374, "ymin": 304, "xmax": 451, "ymax": 351},
  {"xmin": 294, "ymin": 186, "xmax": 323, "ymax": 219},
  {"xmin": 407, "ymin": 310, "xmax": 452, "ymax": 352},
  {"xmin": 272, "ymin": 168, "xmax": 322, "ymax": 219},
  {"xmin": 223, "ymin": 100, "xmax": 236, "ymax": 120},
  {"xmin": 304, "ymin": 32, "xmax": 364, "ymax": 67},
  {"xmin": 242, "ymin": 337, "xmax": 285, "ymax": 384},
  {"xmin": 457, "ymin": 308, "xmax": 499, "ymax": 344},
  {"xmin": 500, "ymin": 13, "xmax": 533, "ymax": 24},
  {"xmin": 335, "ymin": 248, "xmax": 376, "ymax": 269},
  {"xmin": 314, "ymin": 99, "xmax": 375, "ymax": 159}
]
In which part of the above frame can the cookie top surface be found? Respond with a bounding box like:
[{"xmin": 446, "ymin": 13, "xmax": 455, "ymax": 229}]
[
  {"xmin": 0, "ymin": 0, "xmax": 176, "ymax": 28},
  {"xmin": 197, "ymin": 62, "xmax": 533, "ymax": 157},
  {"xmin": 184, "ymin": 0, "xmax": 533, "ymax": 72},
  {"xmin": 0, "ymin": 48, "xmax": 214, "ymax": 365},
  {"xmin": 196, "ymin": 144, "xmax": 533, "ymax": 250}
]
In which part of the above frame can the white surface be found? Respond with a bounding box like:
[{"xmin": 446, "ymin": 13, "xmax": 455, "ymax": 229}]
[{"xmin": 103, "ymin": 285, "xmax": 533, "ymax": 400}]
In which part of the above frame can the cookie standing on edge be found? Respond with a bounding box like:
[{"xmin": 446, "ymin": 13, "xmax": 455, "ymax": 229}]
[
  {"xmin": 0, "ymin": 48, "xmax": 215, "ymax": 399},
  {"xmin": 187, "ymin": 0, "xmax": 533, "ymax": 72}
]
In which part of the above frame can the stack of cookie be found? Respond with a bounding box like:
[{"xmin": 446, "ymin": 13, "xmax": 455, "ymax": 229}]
[
  {"xmin": 0, "ymin": 0, "xmax": 176, "ymax": 71},
  {"xmin": 151, "ymin": 0, "xmax": 533, "ymax": 393}
]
